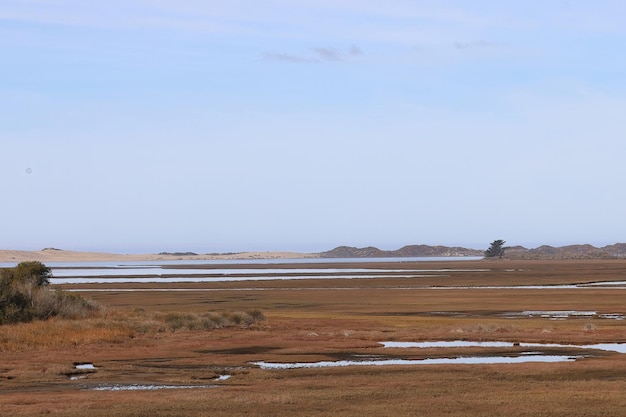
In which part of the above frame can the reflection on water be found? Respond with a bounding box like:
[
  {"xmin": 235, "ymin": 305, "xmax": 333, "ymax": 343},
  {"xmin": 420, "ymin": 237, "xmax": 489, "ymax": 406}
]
[
  {"xmin": 520, "ymin": 342, "xmax": 626, "ymax": 354},
  {"xmin": 382, "ymin": 341, "xmax": 512, "ymax": 348},
  {"xmin": 500, "ymin": 311, "xmax": 624, "ymax": 320},
  {"xmin": 428, "ymin": 283, "xmax": 626, "ymax": 289},
  {"xmin": 253, "ymin": 354, "xmax": 579, "ymax": 369},
  {"xmin": 51, "ymin": 274, "xmax": 439, "ymax": 284},
  {"xmin": 34, "ymin": 259, "xmax": 488, "ymax": 284},
  {"xmin": 4, "ymin": 257, "xmax": 624, "ymax": 287},
  {"xmin": 0, "ymin": 256, "xmax": 483, "ymax": 269},
  {"xmin": 381, "ymin": 341, "xmax": 626, "ymax": 353},
  {"xmin": 50, "ymin": 267, "xmax": 453, "ymax": 277},
  {"xmin": 87, "ymin": 383, "xmax": 216, "ymax": 391},
  {"xmin": 254, "ymin": 339, "xmax": 626, "ymax": 370}
]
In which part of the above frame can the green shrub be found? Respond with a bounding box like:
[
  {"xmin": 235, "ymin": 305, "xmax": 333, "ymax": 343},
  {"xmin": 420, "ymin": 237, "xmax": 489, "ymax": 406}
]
[
  {"xmin": 0, "ymin": 262, "xmax": 101, "ymax": 325},
  {"xmin": 154, "ymin": 310, "xmax": 265, "ymax": 332}
]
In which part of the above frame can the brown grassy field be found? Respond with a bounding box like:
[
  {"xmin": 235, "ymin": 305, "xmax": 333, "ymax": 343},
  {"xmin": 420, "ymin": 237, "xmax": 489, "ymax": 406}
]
[{"xmin": 2, "ymin": 259, "xmax": 626, "ymax": 416}]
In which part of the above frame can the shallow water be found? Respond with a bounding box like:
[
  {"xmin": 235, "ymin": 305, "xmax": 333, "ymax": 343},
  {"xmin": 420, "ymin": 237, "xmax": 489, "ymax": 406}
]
[
  {"xmin": 520, "ymin": 342, "xmax": 626, "ymax": 354},
  {"xmin": 254, "ymin": 339, "xmax": 626, "ymax": 370},
  {"xmin": 50, "ymin": 267, "xmax": 433, "ymax": 277},
  {"xmin": 428, "ymin": 283, "xmax": 626, "ymax": 290},
  {"xmin": 382, "ymin": 341, "xmax": 512, "ymax": 348},
  {"xmin": 499, "ymin": 311, "xmax": 624, "ymax": 320},
  {"xmin": 253, "ymin": 355, "xmax": 579, "ymax": 369},
  {"xmin": 51, "ymin": 274, "xmax": 438, "ymax": 284},
  {"xmin": 75, "ymin": 363, "xmax": 96, "ymax": 370},
  {"xmin": 0, "ymin": 256, "xmax": 483, "ymax": 269},
  {"xmin": 87, "ymin": 383, "xmax": 216, "ymax": 391},
  {"xmin": 4, "ymin": 258, "xmax": 617, "ymax": 287},
  {"xmin": 380, "ymin": 341, "xmax": 626, "ymax": 353},
  {"xmin": 504, "ymin": 310, "xmax": 596, "ymax": 319}
]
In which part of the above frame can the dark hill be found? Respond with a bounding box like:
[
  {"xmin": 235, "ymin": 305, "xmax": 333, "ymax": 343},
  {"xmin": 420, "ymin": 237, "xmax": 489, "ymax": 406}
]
[
  {"xmin": 321, "ymin": 243, "xmax": 626, "ymax": 259},
  {"xmin": 602, "ymin": 243, "xmax": 626, "ymax": 257},
  {"xmin": 320, "ymin": 245, "xmax": 483, "ymax": 258},
  {"xmin": 505, "ymin": 244, "xmax": 624, "ymax": 259}
]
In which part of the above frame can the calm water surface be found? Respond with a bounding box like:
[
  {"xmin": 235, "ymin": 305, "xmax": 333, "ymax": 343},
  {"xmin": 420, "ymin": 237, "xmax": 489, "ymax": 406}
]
[{"xmin": 2, "ymin": 257, "xmax": 485, "ymax": 284}]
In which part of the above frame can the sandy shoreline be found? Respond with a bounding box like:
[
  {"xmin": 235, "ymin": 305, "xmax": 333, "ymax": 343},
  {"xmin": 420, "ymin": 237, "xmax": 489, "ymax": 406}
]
[{"xmin": 0, "ymin": 249, "xmax": 320, "ymax": 263}]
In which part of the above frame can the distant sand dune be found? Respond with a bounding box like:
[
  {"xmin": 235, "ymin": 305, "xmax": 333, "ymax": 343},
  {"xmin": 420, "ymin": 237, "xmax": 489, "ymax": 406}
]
[{"xmin": 0, "ymin": 249, "xmax": 319, "ymax": 263}]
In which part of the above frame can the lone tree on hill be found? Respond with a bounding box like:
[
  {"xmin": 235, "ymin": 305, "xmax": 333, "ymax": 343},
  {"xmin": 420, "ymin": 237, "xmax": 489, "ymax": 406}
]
[{"xmin": 485, "ymin": 239, "xmax": 506, "ymax": 258}]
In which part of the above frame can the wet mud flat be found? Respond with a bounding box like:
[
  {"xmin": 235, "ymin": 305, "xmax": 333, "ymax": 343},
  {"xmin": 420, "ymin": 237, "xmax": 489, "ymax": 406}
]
[{"xmin": 3, "ymin": 259, "xmax": 626, "ymax": 416}]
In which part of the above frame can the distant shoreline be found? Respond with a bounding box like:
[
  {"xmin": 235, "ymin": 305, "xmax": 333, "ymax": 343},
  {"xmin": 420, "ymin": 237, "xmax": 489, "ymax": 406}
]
[
  {"xmin": 3, "ymin": 241, "xmax": 626, "ymax": 263},
  {"xmin": 0, "ymin": 249, "xmax": 320, "ymax": 263}
]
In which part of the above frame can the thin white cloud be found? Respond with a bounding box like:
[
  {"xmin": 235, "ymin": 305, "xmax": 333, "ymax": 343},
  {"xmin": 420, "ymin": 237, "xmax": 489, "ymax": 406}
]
[
  {"xmin": 263, "ymin": 45, "xmax": 364, "ymax": 63},
  {"xmin": 262, "ymin": 52, "xmax": 316, "ymax": 63},
  {"xmin": 349, "ymin": 44, "xmax": 363, "ymax": 55},
  {"xmin": 313, "ymin": 47, "xmax": 342, "ymax": 61},
  {"xmin": 453, "ymin": 40, "xmax": 500, "ymax": 50}
]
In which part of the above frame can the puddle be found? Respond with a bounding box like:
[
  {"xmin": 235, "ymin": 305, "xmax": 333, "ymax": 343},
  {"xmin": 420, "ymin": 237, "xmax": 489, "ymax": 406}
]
[
  {"xmin": 584, "ymin": 281, "xmax": 626, "ymax": 287},
  {"xmin": 600, "ymin": 314, "xmax": 625, "ymax": 320},
  {"xmin": 427, "ymin": 282, "xmax": 626, "ymax": 290},
  {"xmin": 87, "ymin": 383, "xmax": 217, "ymax": 391},
  {"xmin": 69, "ymin": 362, "xmax": 97, "ymax": 380},
  {"xmin": 381, "ymin": 341, "xmax": 626, "ymax": 354},
  {"xmin": 253, "ymin": 355, "xmax": 579, "ymax": 369},
  {"xmin": 498, "ymin": 311, "xmax": 625, "ymax": 320},
  {"xmin": 255, "ymin": 339, "xmax": 626, "ymax": 370},
  {"xmin": 521, "ymin": 311, "xmax": 595, "ymax": 319},
  {"xmin": 520, "ymin": 342, "xmax": 626, "ymax": 354},
  {"xmin": 75, "ymin": 363, "xmax": 97, "ymax": 370},
  {"xmin": 382, "ymin": 341, "xmax": 512, "ymax": 348}
]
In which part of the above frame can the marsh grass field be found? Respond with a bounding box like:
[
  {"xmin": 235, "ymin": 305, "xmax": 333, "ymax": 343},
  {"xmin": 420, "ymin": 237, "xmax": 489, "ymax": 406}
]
[{"xmin": 2, "ymin": 259, "xmax": 626, "ymax": 416}]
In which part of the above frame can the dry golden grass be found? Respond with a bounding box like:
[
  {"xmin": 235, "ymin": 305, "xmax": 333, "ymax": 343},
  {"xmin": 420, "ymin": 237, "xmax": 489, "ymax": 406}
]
[
  {"xmin": 0, "ymin": 309, "xmax": 264, "ymax": 352},
  {"xmin": 2, "ymin": 259, "xmax": 626, "ymax": 416},
  {"xmin": 0, "ymin": 318, "xmax": 133, "ymax": 351}
]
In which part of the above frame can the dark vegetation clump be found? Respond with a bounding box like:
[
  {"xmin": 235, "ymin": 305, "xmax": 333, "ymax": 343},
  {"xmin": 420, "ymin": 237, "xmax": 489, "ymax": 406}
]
[
  {"xmin": 484, "ymin": 239, "xmax": 506, "ymax": 258},
  {"xmin": 0, "ymin": 261, "xmax": 101, "ymax": 325},
  {"xmin": 158, "ymin": 309, "xmax": 265, "ymax": 331}
]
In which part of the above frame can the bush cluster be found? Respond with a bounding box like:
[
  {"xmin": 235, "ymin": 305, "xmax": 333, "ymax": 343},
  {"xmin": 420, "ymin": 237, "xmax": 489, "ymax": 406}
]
[
  {"xmin": 159, "ymin": 309, "xmax": 265, "ymax": 331},
  {"xmin": 0, "ymin": 261, "xmax": 101, "ymax": 325}
]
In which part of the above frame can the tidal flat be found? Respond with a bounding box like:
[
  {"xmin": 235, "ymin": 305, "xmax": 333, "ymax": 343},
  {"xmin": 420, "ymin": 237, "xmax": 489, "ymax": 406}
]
[{"xmin": 2, "ymin": 258, "xmax": 626, "ymax": 416}]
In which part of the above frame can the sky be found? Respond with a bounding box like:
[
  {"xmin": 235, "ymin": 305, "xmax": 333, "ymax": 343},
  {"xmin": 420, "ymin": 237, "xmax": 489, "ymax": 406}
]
[{"xmin": 2, "ymin": 1, "xmax": 626, "ymax": 254}]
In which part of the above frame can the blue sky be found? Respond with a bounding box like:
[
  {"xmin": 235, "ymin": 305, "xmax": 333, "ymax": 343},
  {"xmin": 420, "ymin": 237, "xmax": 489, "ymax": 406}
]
[{"xmin": 2, "ymin": 1, "xmax": 626, "ymax": 253}]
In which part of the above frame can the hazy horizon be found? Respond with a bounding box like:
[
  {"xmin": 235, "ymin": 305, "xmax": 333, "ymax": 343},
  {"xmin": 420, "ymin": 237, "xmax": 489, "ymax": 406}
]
[
  {"xmin": 3, "ymin": 2, "xmax": 626, "ymax": 254},
  {"xmin": 5, "ymin": 239, "xmax": 626, "ymax": 256}
]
